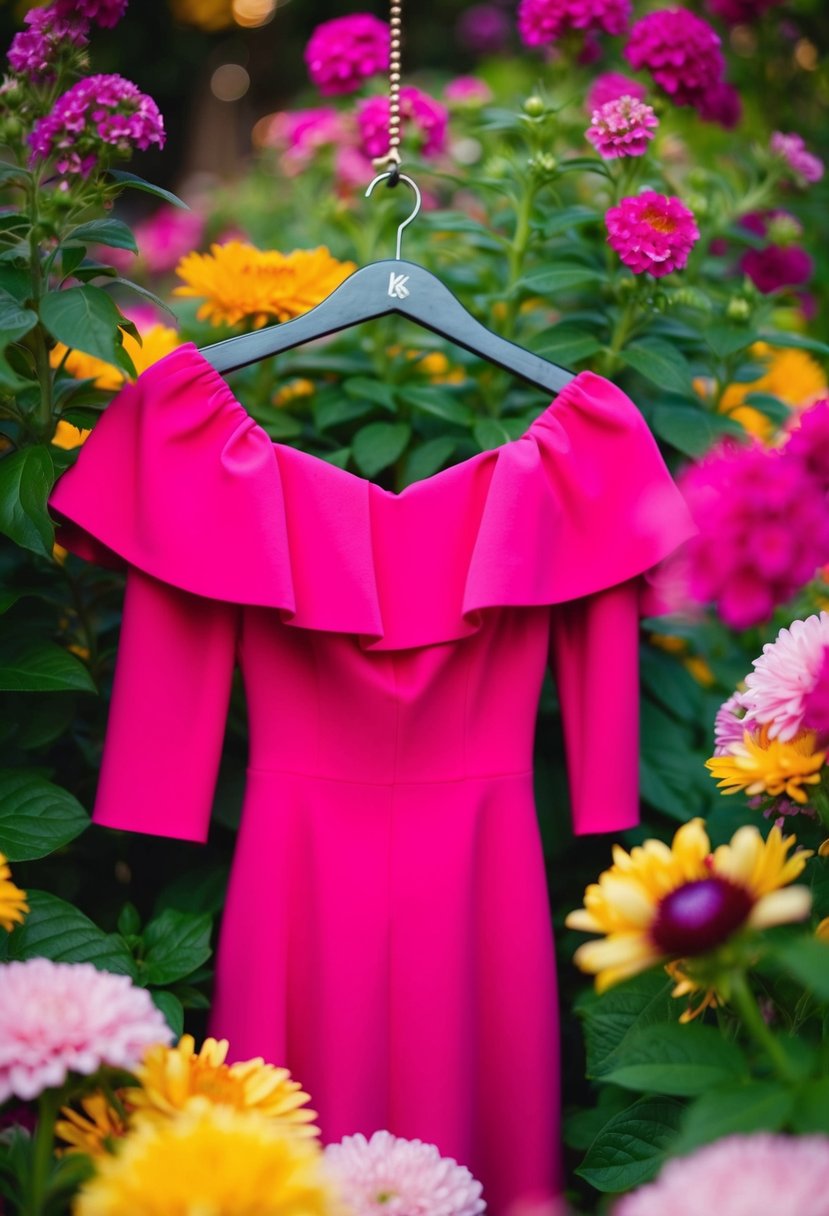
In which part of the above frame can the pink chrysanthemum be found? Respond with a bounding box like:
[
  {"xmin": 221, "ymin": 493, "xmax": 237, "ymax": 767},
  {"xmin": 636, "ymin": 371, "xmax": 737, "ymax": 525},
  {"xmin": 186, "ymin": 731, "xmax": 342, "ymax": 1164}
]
[
  {"xmin": 771, "ymin": 132, "xmax": 824, "ymax": 186},
  {"xmin": 29, "ymin": 73, "xmax": 165, "ymax": 177},
  {"xmin": 803, "ymin": 648, "xmax": 829, "ymax": 735},
  {"xmin": 323, "ymin": 1130, "xmax": 485, "ymax": 1216},
  {"xmin": 697, "ymin": 79, "xmax": 742, "ymax": 128},
  {"xmin": 444, "ymin": 76, "xmax": 493, "ymax": 106},
  {"xmin": 714, "ymin": 691, "xmax": 748, "ymax": 755},
  {"xmin": 605, "ymin": 191, "xmax": 699, "ymax": 276},
  {"xmin": 586, "ymin": 71, "xmax": 647, "ymax": 111},
  {"xmin": 517, "ymin": 0, "xmax": 631, "ymax": 47},
  {"xmin": 625, "ymin": 8, "xmax": 725, "ymax": 110},
  {"xmin": 786, "ymin": 399, "xmax": 829, "ymax": 491},
  {"xmin": 679, "ymin": 444, "xmax": 829, "ymax": 630},
  {"xmin": 0, "ymin": 958, "xmax": 172, "ymax": 1102},
  {"xmin": 742, "ymin": 613, "xmax": 829, "ymax": 741},
  {"xmin": 133, "ymin": 205, "xmax": 205, "ymax": 275},
  {"xmin": 707, "ymin": 0, "xmax": 783, "ymax": 23},
  {"xmin": 613, "ymin": 1133, "xmax": 829, "ymax": 1216},
  {"xmin": 357, "ymin": 86, "xmax": 448, "ymax": 160},
  {"xmin": 304, "ymin": 14, "xmax": 389, "ymax": 97},
  {"xmin": 55, "ymin": 0, "xmax": 128, "ymax": 27},
  {"xmin": 740, "ymin": 244, "xmax": 813, "ymax": 293},
  {"xmin": 265, "ymin": 107, "xmax": 345, "ymax": 175},
  {"xmin": 586, "ymin": 95, "xmax": 658, "ymax": 158},
  {"xmin": 7, "ymin": 6, "xmax": 89, "ymax": 81}
]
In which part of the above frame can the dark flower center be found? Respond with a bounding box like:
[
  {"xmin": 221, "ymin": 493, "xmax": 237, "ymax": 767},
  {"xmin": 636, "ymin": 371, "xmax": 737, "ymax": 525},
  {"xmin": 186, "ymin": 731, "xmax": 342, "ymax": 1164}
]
[{"xmin": 651, "ymin": 877, "xmax": 753, "ymax": 955}]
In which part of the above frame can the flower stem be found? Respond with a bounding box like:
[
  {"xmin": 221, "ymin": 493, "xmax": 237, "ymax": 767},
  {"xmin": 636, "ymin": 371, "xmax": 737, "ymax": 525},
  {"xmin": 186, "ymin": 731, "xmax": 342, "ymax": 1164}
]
[
  {"xmin": 728, "ymin": 969, "xmax": 796, "ymax": 1082},
  {"xmin": 24, "ymin": 1087, "xmax": 61, "ymax": 1216}
]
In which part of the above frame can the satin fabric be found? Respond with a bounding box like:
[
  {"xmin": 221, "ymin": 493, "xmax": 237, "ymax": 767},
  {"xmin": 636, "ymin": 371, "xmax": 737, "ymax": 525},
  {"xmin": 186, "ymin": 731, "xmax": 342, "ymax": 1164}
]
[{"xmin": 48, "ymin": 344, "xmax": 695, "ymax": 1213}]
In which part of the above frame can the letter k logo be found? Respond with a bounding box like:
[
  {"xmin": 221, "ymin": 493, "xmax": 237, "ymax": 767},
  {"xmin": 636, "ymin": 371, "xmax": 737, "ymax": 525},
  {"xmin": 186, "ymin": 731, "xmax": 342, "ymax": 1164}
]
[{"xmin": 388, "ymin": 272, "xmax": 410, "ymax": 299}]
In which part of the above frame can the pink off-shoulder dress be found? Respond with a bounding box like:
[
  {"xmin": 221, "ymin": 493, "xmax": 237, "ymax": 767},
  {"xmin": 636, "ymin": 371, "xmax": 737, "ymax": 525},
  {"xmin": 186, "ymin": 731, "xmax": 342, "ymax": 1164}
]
[{"xmin": 48, "ymin": 344, "xmax": 694, "ymax": 1214}]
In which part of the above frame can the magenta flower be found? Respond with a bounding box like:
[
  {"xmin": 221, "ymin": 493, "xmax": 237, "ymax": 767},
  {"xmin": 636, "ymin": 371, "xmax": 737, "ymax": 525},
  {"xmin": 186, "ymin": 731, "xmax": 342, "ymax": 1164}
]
[
  {"xmin": 133, "ymin": 204, "xmax": 205, "ymax": 275},
  {"xmin": 304, "ymin": 14, "xmax": 389, "ymax": 97},
  {"xmin": 586, "ymin": 71, "xmax": 647, "ymax": 110},
  {"xmin": 587, "ymin": 95, "xmax": 658, "ymax": 158},
  {"xmin": 0, "ymin": 958, "xmax": 172, "ymax": 1102},
  {"xmin": 707, "ymin": 0, "xmax": 783, "ymax": 23},
  {"xmin": 741, "ymin": 244, "xmax": 813, "ymax": 293},
  {"xmin": 614, "ymin": 1134, "xmax": 829, "ymax": 1216},
  {"xmin": 456, "ymin": 5, "xmax": 511, "ymax": 53},
  {"xmin": 444, "ymin": 76, "xmax": 494, "ymax": 106},
  {"xmin": 265, "ymin": 106, "xmax": 345, "ymax": 175},
  {"xmin": 605, "ymin": 191, "xmax": 699, "ymax": 277},
  {"xmin": 55, "ymin": 0, "xmax": 128, "ymax": 27},
  {"xmin": 697, "ymin": 79, "xmax": 742, "ymax": 128},
  {"xmin": 771, "ymin": 132, "xmax": 824, "ymax": 185},
  {"xmin": 785, "ymin": 399, "xmax": 829, "ymax": 491},
  {"xmin": 803, "ymin": 648, "xmax": 829, "ymax": 735},
  {"xmin": 741, "ymin": 613, "xmax": 829, "ymax": 741},
  {"xmin": 625, "ymin": 8, "xmax": 725, "ymax": 110},
  {"xmin": 517, "ymin": 0, "xmax": 632, "ymax": 47},
  {"xmin": 323, "ymin": 1130, "xmax": 485, "ymax": 1216},
  {"xmin": 358, "ymin": 86, "xmax": 448, "ymax": 160},
  {"xmin": 7, "ymin": 6, "xmax": 89, "ymax": 81},
  {"xmin": 29, "ymin": 73, "xmax": 165, "ymax": 177},
  {"xmin": 679, "ymin": 443, "xmax": 829, "ymax": 630}
]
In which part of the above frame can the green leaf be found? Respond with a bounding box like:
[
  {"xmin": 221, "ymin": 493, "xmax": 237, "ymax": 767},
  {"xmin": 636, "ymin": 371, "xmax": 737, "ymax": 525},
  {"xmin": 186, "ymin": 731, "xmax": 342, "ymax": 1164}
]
[
  {"xmin": 150, "ymin": 989, "xmax": 185, "ymax": 1038},
  {"xmin": 0, "ymin": 770, "xmax": 89, "ymax": 861},
  {"xmin": 343, "ymin": 377, "xmax": 398, "ymax": 412},
  {"xmin": 542, "ymin": 206, "xmax": 597, "ymax": 237},
  {"xmin": 704, "ymin": 326, "xmax": 759, "ymax": 359},
  {"xmin": 517, "ymin": 264, "xmax": 603, "ymax": 295},
  {"xmin": 107, "ymin": 276, "xmax": 178, "ymax": 318},
  {"xmin": 0, "ymin": 641, "xmax": 96, "ymax": 692},
  {"xmin": 40, "ymin": 284, "xmax": 129, "ymax": 364},
  {"xmin": 673, "ymin": 1081, "xmax": 794, "ymax": 1153},
  {"xmin": 6, "ymin": 890, "xmax": 137, "ymax": 977},
  {"xmin": 532, "ymin": 326, "xmax": 602, "ymax": 365},
  {"xmin": 107, "ymin": 169, "xmax": 188, "ymax": 209},
  {"xmin": 743, "ymin": 392, "xmax": 792, "ymax": 424},
  {"xmin": 0, "ymin": 163, "xmax": 32, "ymax": 187},
  {"xmin": 117, "ymin": 902, "xmax": 142, "ymax": 936},
  {"xmin": 403, "ymin": 437, "xmax": 457, "ymax": 486},
  {"xmin": 258, "ymin": 412, "xmax": 303, "ymax": 440},
  {"xmin": 770, "ymin": 935, "xmax": 829, "ymax": 999},
  {"xmin": 397, "ymin": 385, "xmax": 473, "ymax": 427},
  {"xmin": 599, "ymin": 1022, "xmax": 747, "ymax": 1096},
  {"xmin": 0, "ymin": 287, "xmax": 37, "ymax": 346},
  {"xmin": 352, "ymin": 422, "xmax": 411, "ymax": 478},
  {"xmin": 141, "ymin": 908, "xmax": 213, "ymax": 986},
  {"xmin": 651, "ymin": 405, "xmax": 746, "ymax": 457},
  {"xmin": 557, "ymin": 155, "xmax": 612, "ymax": 177},
  {"xmin": 65, "ymin": 218, "xmax": 138, "ymax": 253},
  {"xmin": 576, "ymin": 1096, "xmax": 683, "ymax": 1192},
  {"xmin": 790, "ymin": 1078, "xmax": 829, "ymax": 1133},
  {"xmin": 0, "ymin": 445, "xmax": 55, "ymax": 557},
  {"xmin": 577, "ymin": 972, "xmax": 679, "ymax": 1078},
  {"xmin": 315, "ymin": 393, "xmax": 375, "ymax": 430},
  {"xmin": 620, "ymin": 338, "xmax": 693, "ymax": 395},
  {"xmin": 759, "ymin": 329, "xmax": 829, "ymax": 357}
]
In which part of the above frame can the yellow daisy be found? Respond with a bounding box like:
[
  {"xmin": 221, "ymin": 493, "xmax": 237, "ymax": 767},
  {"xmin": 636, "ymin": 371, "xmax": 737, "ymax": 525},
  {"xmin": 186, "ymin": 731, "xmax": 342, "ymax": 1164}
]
[
  {"xmin": 664, "ymin": 960, "xmax": 720, "ymax": 1024},
  {"xmin": 128, "ymin": 1035, "xmax": 319, "ymax": 1138},
  {"xmin": 566, "ymin": 820, "xmax": 812, "ymax": 994},
  {"xmin": 175, "ymin": 242, "xmax": 355, "ymax": 328},
  {"xmin": 72, "ymin": 1099, "xmax": 339, "ymax": 1216},
  {"xmin": 51, "ymin": 323, "xmax": 182, "ymax": 393},
  {"xmin": 0, "ymin": 852, "xmax": 27, "ymax": 932},
  {"xmin": 56, "ymin": 1091, "xmax": 131, "ymax": 1157},
  {"xmin": 706, "ymin": 727, "xmax": 825, "ymax": 805}
]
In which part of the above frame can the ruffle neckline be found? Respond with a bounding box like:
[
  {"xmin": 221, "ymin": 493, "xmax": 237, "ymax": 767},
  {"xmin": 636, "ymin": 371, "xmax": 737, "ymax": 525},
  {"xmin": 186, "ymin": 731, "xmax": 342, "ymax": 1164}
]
[{"xmin": 48, "ymin": 342, "xmax": 695, "ymax": 650}]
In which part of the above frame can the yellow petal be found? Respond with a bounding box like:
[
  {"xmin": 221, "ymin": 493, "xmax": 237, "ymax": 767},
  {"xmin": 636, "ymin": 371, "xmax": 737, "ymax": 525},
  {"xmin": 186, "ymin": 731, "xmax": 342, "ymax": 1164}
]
[
  {"xmin": 747, "ymin": 885, "xmax": 812, "ymax": 929},
  {"xmin": 573, "ymin": 932, "xmax": 658, "ymax": 976}
]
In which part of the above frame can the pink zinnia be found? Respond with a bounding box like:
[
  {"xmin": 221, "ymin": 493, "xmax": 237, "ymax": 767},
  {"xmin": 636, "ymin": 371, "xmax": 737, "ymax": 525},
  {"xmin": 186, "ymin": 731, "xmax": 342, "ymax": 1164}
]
[
  {"xmin": 587, "ymin": 95, "xmax": 658, "ymax": 158},
  {"xmin": 680, "ymin": 445, "xmax": 829, "ymax": 630},
  {"xmin": 7, "ymin": 5, "xmax": 89, "ymax": 81},
  {"xmin": 742, "ymin": 613, "xmax": 829, "ymax": 740},
  {"xmin": 785, "ymin": 399, "xmax": 829, "ymax": 491},
  {"xmin": 304, "ymin": 14, "xmax": 389, "ymax": 97},
  {"xmin": 740, "ymin": 244, "xmax": 813, "ymax": 293},
  {"xmin": 697, "ymin": 79, "xmax": 742, "ymax": 128},
  {"xmin": 707, "ymin": 0, "xmax": 783, "ymax": 23},
  {"xmin": 357, "ymin": 86, "xmax": 448, "ymax": 160},
  {"xmin": 803, "ymin": 648, "xmax": 829, "ymax": 736},
  {"xmin": 133, "ymin": 204, "xmax": 205, "ymax": 275},
  {"xmin": 55, "ymin": 0, "xmax": 128, "ymax": 27},
  {"xmin": 444, "ymin": 76, "xmax": 493, "ymax": 106},
  {"xmin": 771, "ymin": 131, "xmax": 824, "ymax": 185},
  {"xmin": 605, "ymin": 191, "xmax": 699, "ymax": 277},
  {"xmin": 323, "ymin": 1130, "xmax": 485, "ymax": 1216},
  {"xmin": 625, "ymin": 8, "xmax": 725, "ymax": 110},
  {"xmin": 0, "ymin": 958, "xmax": 172, "ymax": 1102},
  {"xmin": 517, "ymin": 0, "xmax": 632, "ymax": 47},
  {"xmin": 614, "ymin": 1133, "xmax": 829, "ymax": 1216},
  {"xmin": 713, "ymin": 691, "xmax": 748, "ymax": 755},
  {"xmin": 586, "ymin": 71, "xmax": 647, "ymax": 111},
  {"xmin": 29, "ymin": 73, "xmax": 165, "ymax": 177}
]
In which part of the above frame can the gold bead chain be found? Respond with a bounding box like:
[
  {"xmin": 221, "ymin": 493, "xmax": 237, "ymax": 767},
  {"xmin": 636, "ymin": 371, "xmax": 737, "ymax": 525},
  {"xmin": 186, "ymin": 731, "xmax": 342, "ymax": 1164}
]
[{"xmin": 373, "ymin": 0, "xmax": 403, "ymax": 180}]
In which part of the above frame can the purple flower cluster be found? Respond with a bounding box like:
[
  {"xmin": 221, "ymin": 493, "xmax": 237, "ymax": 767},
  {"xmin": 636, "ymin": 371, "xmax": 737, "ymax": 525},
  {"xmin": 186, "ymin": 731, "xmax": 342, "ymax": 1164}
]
[
  {"xmin": 55, "ymin": 0, "xmax": 128, "ymax": 26},
  {"xmin": 357, "ymin": 86, "xmax": 448, "ymax": 161},
  {"xmin": 518, "ymin": 0, "xmax": 631, "ymax": 47},
  {"xmin": 680, "ymin": 405, "xmax": 829, "ymax": 629},
  {"xmin": 587, "ymin": 95, "xmax": 658, "ymax": 158},
  {"xmin": 605, "ymin": 191, "xmax": 699, "ymax": 277},
  {"xmin": 304, "ymin": 13, "xmax": 389, "ymax": 97},
  {"xmin": 29, "ymin": 73, "xmax": 165, "ymax": 178},
  {"xmin": 625, "ymin": 8, "xmax": 726, "ymax": 114},
  {"xmin": 706, "ymin": 0, "xmax": 782, "ymax": 23},
  {"xmin": 7, "ymin": 6, "xmax": 89, "ymax": 82},
  {"xmin": 771, "ymin": 132, "xmax": 824, "ymax": 186}
]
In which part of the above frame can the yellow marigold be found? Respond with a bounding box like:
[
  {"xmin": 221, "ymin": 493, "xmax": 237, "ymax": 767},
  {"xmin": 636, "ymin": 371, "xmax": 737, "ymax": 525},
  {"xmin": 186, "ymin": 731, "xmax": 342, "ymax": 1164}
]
[
  {"xmin": 50, "ymin": 323, "xmax": 182, "ymax": 393},
  {"xmin": 274, "ymin": 378, "xmax": 315, "ymax": 408},
  {"xmin": 565, "ymin": 819, "xmax": 812, "ymax": 994},
  {"xmin": 0, "ymin": 852, "xmax": 27, "ymax": 932},
  {"xmin": 706, "ymin": 727, "xmax": 825, "ymax": 805},
  {"xmin": 51, "ymin": 421, "xmax": 91, "ymax": 449},
  {"xmin": 56, "ymin": 1091, "xmax": 131, "ymax": 1157},
  {"xmin": 175, "ymin": 241, "xmax": 356, "ymax": 328},
  {"xmin": 697, "ymin": 343, "xmax": 828, "ymax": 440},
  {"xmin": 816, "ymin": 917, "xmax": 829, "ymax": 942},
  {"xmin": 128, "ymin": 1035, "xmax": 319, "ymax": 1138},
  {"xmin": 72, "ymin": 1099, "xmax": 339, "ymax": 1216}
]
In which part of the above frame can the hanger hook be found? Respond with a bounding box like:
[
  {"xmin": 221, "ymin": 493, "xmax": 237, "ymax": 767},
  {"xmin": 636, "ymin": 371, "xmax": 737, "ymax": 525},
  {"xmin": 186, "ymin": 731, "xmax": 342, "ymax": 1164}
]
[{"xmin": 365, "ymin": 171, "xmax": 422, "ymax": 261}]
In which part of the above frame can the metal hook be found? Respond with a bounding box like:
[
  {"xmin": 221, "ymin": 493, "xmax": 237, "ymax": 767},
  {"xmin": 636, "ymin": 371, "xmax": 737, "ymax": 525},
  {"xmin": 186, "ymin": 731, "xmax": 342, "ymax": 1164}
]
[{"xmin": 365, "ymin": 171, "xmax": 422, "ymax": 261}]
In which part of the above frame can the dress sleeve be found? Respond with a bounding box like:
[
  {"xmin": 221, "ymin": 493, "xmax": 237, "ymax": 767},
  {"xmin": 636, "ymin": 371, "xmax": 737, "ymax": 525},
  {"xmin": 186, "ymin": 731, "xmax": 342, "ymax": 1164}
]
[
  {"xmin": 548, "ymin": 578, "xmax": 641, "ymax": 837},
  {"xmin": 92, "ymin": 567, "xmax": 239, "ymax": 844}
]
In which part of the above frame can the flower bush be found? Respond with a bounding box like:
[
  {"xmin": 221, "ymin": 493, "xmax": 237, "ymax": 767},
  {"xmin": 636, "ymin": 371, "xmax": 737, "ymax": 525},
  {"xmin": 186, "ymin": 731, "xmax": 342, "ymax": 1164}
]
[{"xmin": 0, "ymin": 0, "xmax": 828, "ymax": 1213}]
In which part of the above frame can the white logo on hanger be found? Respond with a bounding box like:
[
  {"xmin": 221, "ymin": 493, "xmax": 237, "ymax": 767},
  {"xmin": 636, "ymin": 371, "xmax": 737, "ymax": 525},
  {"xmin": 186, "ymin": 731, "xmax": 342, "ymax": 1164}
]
[{"xmin": 388, "ymin": 272, "xmax": 410, "ymax": 299}]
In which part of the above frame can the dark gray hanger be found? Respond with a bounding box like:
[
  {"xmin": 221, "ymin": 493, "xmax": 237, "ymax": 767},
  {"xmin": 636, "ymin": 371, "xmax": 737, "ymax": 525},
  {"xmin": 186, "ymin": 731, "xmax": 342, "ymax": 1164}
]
[{"xmin": 200, "ymin": 172, "xmax": 575, "ymax": 396}]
